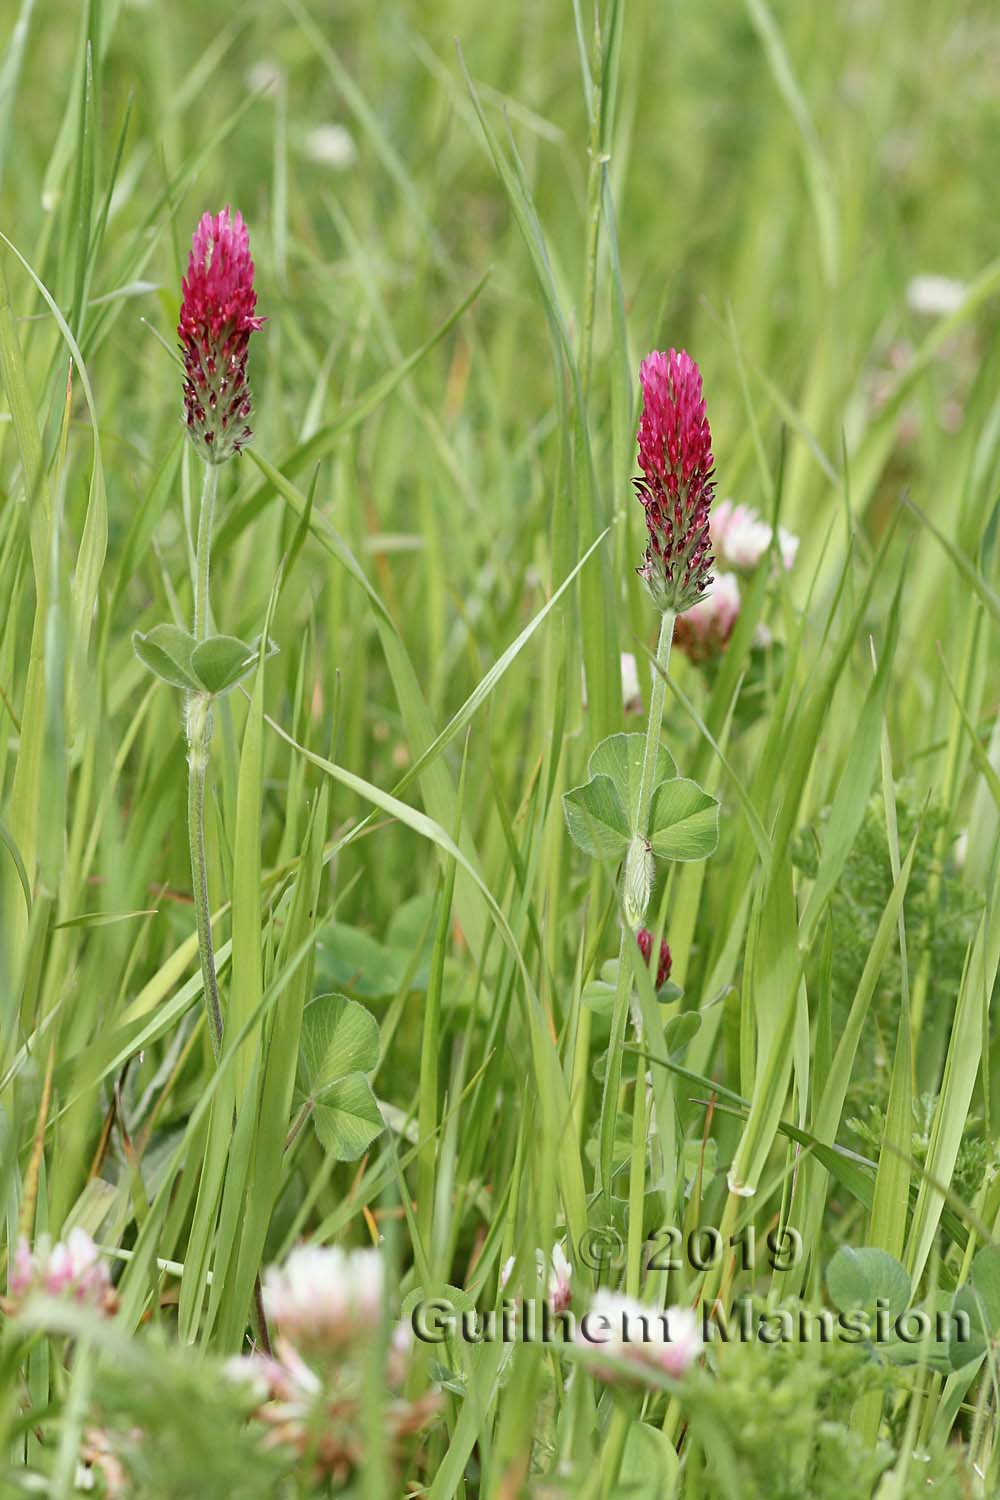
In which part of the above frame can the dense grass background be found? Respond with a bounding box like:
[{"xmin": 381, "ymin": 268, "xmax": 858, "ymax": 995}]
[{"xmin": 1, "ymin": 0, "xmax": 1000, "ymax": 1493}]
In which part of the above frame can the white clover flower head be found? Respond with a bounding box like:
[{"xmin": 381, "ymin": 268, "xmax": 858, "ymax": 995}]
[
  {"xmin": 224, "ymin": 1341, "xmax": 321, "ymax": 1419},
  {"xmin": 245, "ymin": 60, "xmax": 283, "ymax": 96},
  {"xmin": 387, "ymin": 1320, "xmax": 415, "ymax": 1386},
  {"xmin": 711, "ymin": 499, "xmax": 798, "ymax": 574},
  {"xmin": 222, "ymin": 1355, "xmax": 274, "ymax": 1405},
  {"xmin": 777, "ymin": 524, "xmax": 799, "ymax": 572},
  {"xmin": 9, "ymin": 1229, "xmax": 112, "ymax": 1312},
  {"xmin": 304, "ymin": 124, "xmax": 358, "ymax": 170},
  {"xmin": 9, "ymin": 1237, "xmax": 36, "ymax": 1299},
  {"xmin": 77, "ymin": 1428, "xmax": 131, "ymax": 1500},
  {"xmin": 54, "ymin": 1227, "xmax": 103, "ymax": 1290},
  {"xmin": 500, "ymin": 1244, "xmax": 572, "ymax": 1312},
  {"xmin": 261, "ymin": 1244, "xmax": 384, "ymax": 1349},
  {"xmin": 577, "ymin": 1291, "xmax": 701, "ymax": 1382},
  {"xmin": 547, "ymin": 1242, "xmax": 573, "ymax": 1314},
  {"xmin": 906, "ymin": 274, "xmax": 966, "ymax": 318},
  {"xmin": 681, "ymin": 572, "xmax": 741, "ymax": 646},
  {"xmin": 711, "ymin": 500, "xmax": 772, "ymax": 570},
  {"xmin": 954, "ymin": 829, "xmax": 968, "ymax": 869},
  {"xmin": 620, "ymin": 652, "xmax": 642, "ymax": 714}
]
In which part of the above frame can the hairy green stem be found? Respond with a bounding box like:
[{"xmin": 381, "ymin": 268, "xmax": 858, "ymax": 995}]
[
  {"xmin": 187, "ymin": 463, "xmax": 223, "ymax": 1060},
  {"xmin": 636, "ymin": 610, "xmax": 675, "ymax": 833},
  {"xmin": 187, "ymin": 461, "xmax": 271, "ymax": 1353},
  {"xmin": 596, "ymin": 610, "xmax": 675, "ymax": 1201},
  {"xmin": 193, "ymin": 460, "xmax": 218, "ymax": 641}
]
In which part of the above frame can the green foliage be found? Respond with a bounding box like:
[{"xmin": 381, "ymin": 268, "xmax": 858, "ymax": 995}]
[
  {"xmin": 563, "ymin": 730, "xmax": 719, "ymax": 861},
  {"xmin": 826, "ymin": 1246, "xmax": 911, "ymax": 1322},
  {"xmin": 792, "ymin": 785, "xmax": 982, "ymax": 1111},
  {"xmin": 133, "ymin": 626, "xmax": 275, "ymax": 696},
  {"xmin": 687, "ymin": 1327, "xmax": 891, "ymax": 1500},
  {"xmin": 295, "ymin": 992, "xmax": 384, "ymax": 1160},
  {"xmin": 850, "ymin": 1093, "xmax": 1000, "ymax": 1215}
]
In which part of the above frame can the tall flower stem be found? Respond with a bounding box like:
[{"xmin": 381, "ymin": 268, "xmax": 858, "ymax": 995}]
[
  {"xmin": 187, "ymin": 461, "xmax": 223, "ymax": 1061},
  {"xmin": 193, "ymin": 458, "xmax": 217, "ymax": 640},
  {"xmin": 636, "ymin": 610, "xmax": 674, "ymax": 838},
  {"xmin": 186, "ymin": 460, "xmax": 271, "ymax": 1354},
  {"xmin": 596, "ymin": 611, "xmax": 675, "ymax": 1201}
]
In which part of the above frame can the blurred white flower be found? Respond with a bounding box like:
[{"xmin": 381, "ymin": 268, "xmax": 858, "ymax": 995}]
[
  {"xmin": 777, "ymin": 525, "xmax": 799, "ymax": 572},
  {"xmin": 712, "ymin": 500, "xmax": 771, "ymax": 569},
  {"xmin": 712, "ymin": 499, "xmax": 798, "ymax": 573},
  {"xmin": 77, "ymin": 1428, "xmax": 132, "ymax": 1498},
  {"xmin": 577, "ymin": 1291, "xmax": 700, "ymax": 1381},
  {"xmin": 620, "ymin": 652, "xmax": 642, "ymax": 714},
  {"xmin": 675, "ymin": 571, "xmax": 741, "ymax": 663},
  {"xmin": 549, "ymin": 1243, "xmax": 573, "ymax": 1313},
  {"xmin": 387, "ymin": 1320, "xmax": 415, "ymax": 1385},
  {"xmin": 303, "ymin": 124, "xmax": 358, "ymax": 170},
  {"xmin": 7, "ymin": 1228, "xmax": 113, "ymax": 1313},
  {"xmin": 262, "ymin": 1244, "xmax": 383, "ymax": 1348},
  {"xmin": 500, "ymin": 1242, "xmax": 573, "ymax": 1313},
  {"xmin": 906, "ymin": 275, "xmax": 966, "ymax": 318},
  {"xmin": 225, "ymin": 1340, "xmax": 321, "ymax": 1407},
  {"xmin": 580, "ymin": 653, "xmax": 643, "ymax": 715},
  {"xmin": 246, "ymin": 60, "xmax": 283, "ymax": 96}
]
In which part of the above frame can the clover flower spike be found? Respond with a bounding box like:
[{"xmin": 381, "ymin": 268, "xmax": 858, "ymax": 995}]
[
  {"xmin": 635, "ymin": 349, "xmax": 716, "ymax": 613},
  {"xmin": 178, "ymin": 207, "xmax": 264, "ymax": 464},
  {"xmin": 636, "ymin": 926, "xmax": 672, "ymax": 989}
]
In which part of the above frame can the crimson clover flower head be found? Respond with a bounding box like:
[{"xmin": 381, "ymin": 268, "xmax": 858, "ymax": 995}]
[
  {"xmin": 634, "ymin": 348, "xmax": 716, "ymax": 613},
  {"xmin": 178, "ymin": 207, "xmax": 264, "ymax": 464},
  {"xmin": 636, "ymin": 927, "xmax": 672, "ymax": 989}
]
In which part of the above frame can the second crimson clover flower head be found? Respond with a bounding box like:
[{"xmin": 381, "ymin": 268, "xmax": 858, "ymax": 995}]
[
  {"xmin": 178, "ymin": 207, "xmax": 264, "ymax": 465},
  {"xmin": 636, "ymin": 927, "xmax": 672, "ymax": 989},
  {"xmin": 634, "ymin": 348, "xmax": 716, "ymax": 614}
]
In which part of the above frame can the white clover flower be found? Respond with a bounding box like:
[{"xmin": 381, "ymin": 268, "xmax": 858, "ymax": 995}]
[
  {"xmin": 677, "ymin": 571, "xmax": 742, "ymax": 660},
  {"xmin": 245, "ymin": 60, "xmax": 283, "ymax": 96},
  {"xmin": 225, "ymin": 1341, "xmax": 321, "ymax": 1404},
  {"xmin": 387, "ymin": 1320, "xmax": 415, "ymax": 1385},
  {"xmin": 303, "ymin": 124, "xmax": 358, "ymax": 170},
  {"xmin": 577, "ymin": 1291, "xmax": 700, "ymax": 1382},
  {"xmin": 906, "ymin": 274, "xmax": 966, "ymax": 318},
  {"xmin": 261, "ymin": 1244, "xmax": 383, "ymax": 1349},
  {"xmin": 223, "ymin": 1355, "xmax": 274, "ymax": 1405},
  {"xmin": 620, "ymin": 652, "xmax": 642, "ymax": 714},
  {"xmin": 500, "ymin": 1243, "xmax": 573, "ymax": 1313},
  {"xmin": 76, "ymin": 1429, "xmax": 131, "ymax": 1499},
  {"xmin": 548, "ymin": 1242, "xmax": 573, "ymax": 1313},
  {"xmin": 8, "ymin": 1229, "xmax": 113, "ymax": 1313},
  {"xmin": 711, "ymin": 500, "xmax": 772, "ymax": 570},
  {"xmin": 711, "ymin": 499, "xmax": 798, "ymax": 574},
  {"xmin": 776, "ymin": 524, "xmax": 799, "ymax": 571}
]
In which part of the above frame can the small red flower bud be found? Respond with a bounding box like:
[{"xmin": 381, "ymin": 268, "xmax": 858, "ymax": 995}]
[
  {"xmin": 178, "ymin": 207, "xmax": 264, "ymax": 464},
  {"xmin": 634, "ymin": 349, "xmax": 716, "ymax": 613},
  {"xmin": 636, "ymin": 927, "xmax": 672, "ymax": 989}
]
